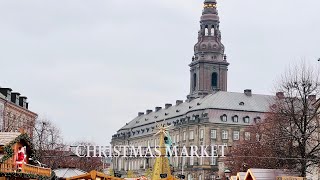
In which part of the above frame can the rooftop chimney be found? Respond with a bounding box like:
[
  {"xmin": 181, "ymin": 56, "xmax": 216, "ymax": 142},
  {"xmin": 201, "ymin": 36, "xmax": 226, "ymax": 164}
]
[
  {"xmin": 244, "ymin": 89, "xmax": 252, "ymax": 96},
  {"xmin": 11, "ymin": 92, "xmax": 20, "ymax": 105},
  {"xmin": 19, "ymin": 96, "xmax": 28, "ymax": 108},
  {"xmin": 165, "ymin": 104, "xmax": 172, "ymax": 109},
  {"xmin": 276, "ymin": 92, "xmax": 284, "ymax": 99},
  {"xmin": 309, "ymin": 95, "xmax": 316, "ymax": 103},
  {"xmin": 138, "ymin": 112, "xmax": 144, "ymax": 116},
  {"xmin": 146, "ymin": 110, "xmax": 153, "ymax": 115},
  {"xmin": 176, "ymin": 100, "xmax": 183, "ymax": 106},
  {"xmin": 155, "ymin": 107, "xmax": 162, "ymax": 112},
  {"xmin": 0, "ymin": 88, "xmax": 12, "ymax": 100}
]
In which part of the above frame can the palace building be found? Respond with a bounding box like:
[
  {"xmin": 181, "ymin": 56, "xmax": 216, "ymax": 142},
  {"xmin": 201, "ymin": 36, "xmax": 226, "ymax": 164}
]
[
  {"xmin": 0, "ymin": 87, "xmax": 37, "ymax": 137},
  {"xmin": 111, "ymin": 0, "xmax": 276, "ymax": 179}
]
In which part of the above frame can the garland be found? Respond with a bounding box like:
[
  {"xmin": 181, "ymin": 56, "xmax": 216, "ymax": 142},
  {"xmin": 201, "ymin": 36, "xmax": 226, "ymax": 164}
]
[
  {"xmin": 0, "ymin": 133, "xmax": 37, "ymax": 163},
  {"xmin": 0, "ymin": 133, "xmax": 56, "ymax": 179},
  {"xmin": 0, "ymin": 172, "xmax": 56, "ymax": 180}
]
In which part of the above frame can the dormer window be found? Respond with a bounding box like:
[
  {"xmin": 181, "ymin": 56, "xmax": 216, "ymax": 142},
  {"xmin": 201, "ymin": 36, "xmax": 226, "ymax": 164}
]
[
  {"xmin": 220, "ymin": 114, "xmax": 227, "ymax": 122},
  {"xmin": 232, "ymin": 115, "xmax": 239, "ymax": 123},
  {"xmin": 239, "ymin": 102, "xmax": 245, "ymax": 106},
  {"xmin": 243, "ymin": 116, "xmax": 250, "ymax": 123},
  {"xmin": 254, "ymin": 116, "xmax": 261, "ymax": 123},
  {"xmin": 136, "ymin": 121, "xmax": 140, "ymax": 124}
]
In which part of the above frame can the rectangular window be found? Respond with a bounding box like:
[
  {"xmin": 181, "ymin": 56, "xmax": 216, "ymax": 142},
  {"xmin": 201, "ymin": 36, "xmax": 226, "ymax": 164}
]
[
  {"xmin": 233, "ymin": 116, "xmax": 238, "ymax": 122},
  {"xmin": 222, "ymin": 130, "xmax": 228, "ymax": 140},
  {"xmin": 189, "ymin": 130, "xmax": 194, "ymax": 140},
  {"xmin": 211, "ymin": 157, "xmax": 217, "ymax": 165},
  {"xmin": 244, "ymin": 116, "xmax": 250, "ymax": 123},
  {"xmin": 172, "ymin": 135, "xmax": 175, "ymax": 143},
  {"xmin": 176, "ymin": 134, "xmax": 180, "ymax": 143},
  {"xmin": 233, "ymin": 131, "xmax": 240, "ymax": 140},
  {"xmin": 200, "ymin": 129, "xmax": 204, "ymax": 140},
  {"xmin": 256, "ymin": 133, "xmax": 260, "ymax": 141},
  {"xmin": 211, "ymin": 129, "xmax": 217, "ymax": 139},
  {"xmin": 183, "ymin": 132, "xmax": 187, "ymax": 141},
  {"xmin": 190, "ymin": 156, "xmax": 194, "ymax": 165},
  {"xmin": 245, "ymin": 132, "xmax": 251, "ymax": 141},
  {"xmin": 221, "ymin": 115, "xmax": 227, "ymax": 122},
  {"xmin": 182, "ymin": 157, "xmax": 186, "ymax": 167}
]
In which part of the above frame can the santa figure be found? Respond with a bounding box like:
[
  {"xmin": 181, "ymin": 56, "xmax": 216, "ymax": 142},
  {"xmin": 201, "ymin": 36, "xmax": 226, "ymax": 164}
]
[{"xmin": 16, "ymin": 146, "xmax": 26, "ymax": 170}]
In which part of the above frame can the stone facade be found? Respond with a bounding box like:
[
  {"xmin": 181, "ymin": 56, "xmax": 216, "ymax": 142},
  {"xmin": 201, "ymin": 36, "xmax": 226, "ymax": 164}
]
[
  {"xmin": 0, "ymin": 87, "xmax": 37, "ymax": 137},
  {"xmin": 111, "ymin": 91, "xmax": 274, "ymax": 179},
  {"xmin": 111, "ymin": 0, "xmax": 275, "ymax": 179}
]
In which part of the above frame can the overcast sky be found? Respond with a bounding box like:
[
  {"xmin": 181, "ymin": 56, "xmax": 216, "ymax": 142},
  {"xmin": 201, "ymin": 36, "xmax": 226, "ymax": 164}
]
[{"xmin": 0, "ymin": 0, "xmax": 319, "ymax": 144}]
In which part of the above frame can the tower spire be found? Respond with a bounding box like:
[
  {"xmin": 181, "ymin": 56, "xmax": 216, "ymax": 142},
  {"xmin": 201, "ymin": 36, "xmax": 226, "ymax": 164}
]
[{"xmin": 188, "ymin": 0, "xmax": 229, "ymax": 100}]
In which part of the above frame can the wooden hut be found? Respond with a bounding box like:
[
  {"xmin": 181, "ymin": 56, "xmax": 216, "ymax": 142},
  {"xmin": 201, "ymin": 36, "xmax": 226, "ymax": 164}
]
[
  {"xmin": 66, "ymin": 170, "xmax": 122, "ymax": 180},
  {"xmin": 0, "ymin": 132, "xmax": 52, "ymax": 179},
  {"xmin": 244, "ymin": 169, "xmax": 302, "ymax": 180},
  {"xmin": 236, "ymin": 172, "xmax": 246, "ymax": 180}
]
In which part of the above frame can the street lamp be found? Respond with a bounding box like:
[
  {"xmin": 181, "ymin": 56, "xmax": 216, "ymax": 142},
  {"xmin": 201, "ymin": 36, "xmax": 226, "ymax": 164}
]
[{"xmin": 224, "ymin": 169, "xmax": 231, "ymax": 180}]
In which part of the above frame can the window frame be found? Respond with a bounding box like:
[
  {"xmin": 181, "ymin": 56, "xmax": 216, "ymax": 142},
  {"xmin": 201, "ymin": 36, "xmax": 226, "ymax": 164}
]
[
  {"xmin": 233, "ymin": 131, "xmax": 240, "ymax": 140},
  {"xmin": 243, "ymin": 116, "xmax": 250, "ymax": 123},
  {"xmin": 245, "ymin": 132, "xmax": 251, "ymax": 141},
  {"xmin": 189, "ymin": 130, "xmax": 194, "ymax": 140},
  {"xmin": 211, "ymin": 129, "xmax": 217, "ymax": 139},
  {"xmin": 222, "ymin": 130, "xmax": 228, "ymax": 140},
  {"xmin": 232, "ymin": 115, "xmax": 239, "ymax": 123},
  {"xmin": 221, "ymin": 114, "xmax": 227, "ymax": 122}
]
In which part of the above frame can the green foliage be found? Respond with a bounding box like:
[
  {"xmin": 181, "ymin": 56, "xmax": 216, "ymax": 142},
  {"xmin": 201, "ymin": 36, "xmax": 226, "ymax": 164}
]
[
  {"xmin": 0, "ymin": 133, "xmax": 38, "ymax": 164},
  {"xmin": 0, "ymin": 133, "xmax": 55, "ymax": 179},
  {"xmin": 0, "ymin": 172, "xmax": 54, "ymax": 180}
]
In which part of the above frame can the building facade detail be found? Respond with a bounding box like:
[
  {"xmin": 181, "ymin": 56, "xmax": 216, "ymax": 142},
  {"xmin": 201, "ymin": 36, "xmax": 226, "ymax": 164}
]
[
  {"xmin": 188, "ymin": 0, "xmax": 229, "ymax": 100},
  {"xmin": 111, "ymin": 0, "xmax": 274, "ymax": 179},
  {"xmin": 0, "ymin": 87, "xmax": 37, "ymax": 137}
]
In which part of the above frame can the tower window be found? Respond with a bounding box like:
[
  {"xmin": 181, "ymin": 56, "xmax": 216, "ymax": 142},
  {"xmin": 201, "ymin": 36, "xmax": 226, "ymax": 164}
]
[
  {"xmin": 205, "ymin": 26, "xmax": 209, "ymax": 36},
  {"xmin": 193, "ymin": 73, "xmax": 197, "ymax": 90},
  {"xmin": 211, "ymin": 72, "xmax": 218, "ymax": 87},
  {"xmin": 211, "ymin": 25, "xmax": 215, "ymax": 36}
]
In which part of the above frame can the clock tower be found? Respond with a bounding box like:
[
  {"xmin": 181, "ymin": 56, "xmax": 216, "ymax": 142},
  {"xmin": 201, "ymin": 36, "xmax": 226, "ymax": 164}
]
[{"xmin": 188, "ymin": 0, "xmax": 229, "ymax": 100}]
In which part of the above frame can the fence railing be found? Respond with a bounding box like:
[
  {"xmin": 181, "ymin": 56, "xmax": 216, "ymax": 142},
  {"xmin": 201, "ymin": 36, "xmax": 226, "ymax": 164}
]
[{"xmin": 0, "ymin": 162, "xmax": 51, "ymax": 177}]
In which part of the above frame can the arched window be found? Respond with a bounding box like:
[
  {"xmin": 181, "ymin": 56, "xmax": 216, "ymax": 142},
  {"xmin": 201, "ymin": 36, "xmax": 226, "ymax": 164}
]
[
  {"xmin": 205, "ymin": 28, "xmax": 209, "ymax": 36},
  {"xmin": 211, "ymin": 72, "xmax": 218, "ymax": 87},
  {"xmin": 193, "ymin": 73, "xmax": 197, "ymax": 90},
  {"xmin": 211, "ymin": 25, "xmax": 215, "ymax": 36}
]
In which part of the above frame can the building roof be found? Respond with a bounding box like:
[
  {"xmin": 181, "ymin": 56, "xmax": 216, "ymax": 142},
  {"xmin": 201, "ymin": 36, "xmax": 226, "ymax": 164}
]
[
  {"xmin": 237, "ymin": 172, "xmax": 246, "ymax": 180},
  {"xmin": 119, "ymin": 91, "xmax": 274, "ymax": 131},
  {"xmin": 54, "ymin": 168, "xmax": 87, "ymax": 178},
  {"xmin": 0, "ymin": 132, "xmax": 21, "ymax": 146},
  {"xmin": 245, "ymin": 169, "xmax": 295, "ymax": 180}
]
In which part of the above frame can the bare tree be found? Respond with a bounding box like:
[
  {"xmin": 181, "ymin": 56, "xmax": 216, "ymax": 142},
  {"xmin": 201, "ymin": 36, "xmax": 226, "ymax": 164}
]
[
  {"xmin": 40, "ymin": 141, "xmax": 103, "ymax": 172},
  {"xmin": 268, "ymin": 63, "xmax": 320, "ymax": 176},
  {"xmin": 33, "ymin": 118, "xmax": 64, "ymax": 163},
  {"xmin": 225, "ymin": 120, "xmax": 281, "ymax": 173},
  {"xmin": 226, "ymin": 63, "xmax": 320, "ymax": 177}
]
